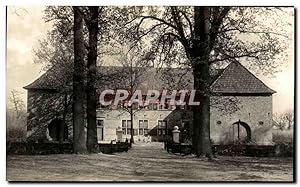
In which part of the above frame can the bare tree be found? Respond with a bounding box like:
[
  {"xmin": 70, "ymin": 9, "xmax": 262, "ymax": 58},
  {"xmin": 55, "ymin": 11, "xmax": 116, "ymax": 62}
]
[
  {"xmin": 9, "ymin": 89, "xmax": 25, "ymax": 120},
  {"xmin": 112, "ymin": 45, "xmax": 154, "ymax": 144},
  {"xmin": 122, "ymin": 6, "xmax": 291, "ymax": 158},
  {"xmin": 7, "ymin": 90, "xmax": 27, "ymax": 141},
  {"xmin": 285, "ymin": 111, "xmax": 294, "ymax": 130},
  {"xmin": 273, "ymin": 110, "xmax": 294, "ymax": 130}
]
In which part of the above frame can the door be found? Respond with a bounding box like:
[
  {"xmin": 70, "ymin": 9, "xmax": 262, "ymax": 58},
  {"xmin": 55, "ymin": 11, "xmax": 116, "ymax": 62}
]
[{"xmin": 97, "ymin": 120, "xmax": 104, "ymax": 141}]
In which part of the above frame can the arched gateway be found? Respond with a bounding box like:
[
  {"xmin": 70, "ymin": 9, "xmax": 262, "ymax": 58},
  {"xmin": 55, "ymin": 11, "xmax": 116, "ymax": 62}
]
[{"xmin": 231, "ymin": 120, "xmax": 251, "ymax": 144}]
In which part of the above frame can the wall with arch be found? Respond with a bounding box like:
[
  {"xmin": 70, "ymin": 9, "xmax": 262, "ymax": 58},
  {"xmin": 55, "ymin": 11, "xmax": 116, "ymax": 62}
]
[{"xmin": 210, "ymin": 95, "xmax": 273, "ymax": 145}]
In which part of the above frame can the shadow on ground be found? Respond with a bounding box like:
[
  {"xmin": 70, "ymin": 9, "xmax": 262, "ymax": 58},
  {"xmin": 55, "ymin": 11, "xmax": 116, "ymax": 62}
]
[{"xmin": 7, "ymin": 142, "xmax": 293, "ymax": 182}]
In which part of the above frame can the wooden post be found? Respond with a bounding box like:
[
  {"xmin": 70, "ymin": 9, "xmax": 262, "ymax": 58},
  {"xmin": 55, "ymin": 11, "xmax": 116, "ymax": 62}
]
[{"xmin": 237, "ymin": 120, "xmax": 240, "ymax": 142}]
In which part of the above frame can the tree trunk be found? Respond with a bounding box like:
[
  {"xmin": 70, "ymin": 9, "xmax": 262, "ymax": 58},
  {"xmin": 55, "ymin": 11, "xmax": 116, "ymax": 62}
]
[
  {"xmin": 193, "ymin": 63, "xmax": 212, "ymax": 158},
  {"xmin": 86, "ymin": 6, "xmax": 99, "ymax": 153},
  {"xmin": 130, "ymin": 108, "xmax": 134, "ymax": 144},
  {"xmin": 191, "ymin": 6, "xmax": 213, "ymax": 159},
  {"xmin": 59, "ymin": 93, "xmax": 68, "ymax": 144},
  {"xmin": 72, "ymin": 6, "xmax": 87, "ymax": 154}
]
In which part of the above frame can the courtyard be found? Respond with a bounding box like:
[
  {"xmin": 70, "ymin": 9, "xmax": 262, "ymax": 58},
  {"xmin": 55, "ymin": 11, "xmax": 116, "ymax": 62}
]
[{"xmin": 7, "ymin": 142, "xmax": 293, "ymax": 182}]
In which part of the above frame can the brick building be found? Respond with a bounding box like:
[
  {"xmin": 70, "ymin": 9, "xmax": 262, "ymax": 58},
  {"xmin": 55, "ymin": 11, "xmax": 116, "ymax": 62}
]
[{"xmin": 24, "ymin": 61, "xmax": 275, "ymax": 145}]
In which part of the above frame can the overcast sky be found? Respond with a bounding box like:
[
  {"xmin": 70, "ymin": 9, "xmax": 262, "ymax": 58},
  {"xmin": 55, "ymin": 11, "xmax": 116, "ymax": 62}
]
[{"xmin": 6, "ymin": 6, "xmax": 294, "ymax": 114}]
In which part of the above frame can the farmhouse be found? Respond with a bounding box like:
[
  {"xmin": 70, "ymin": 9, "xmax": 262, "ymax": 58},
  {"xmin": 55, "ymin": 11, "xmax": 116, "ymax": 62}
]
[{"xmin": 24, "ymin": 61, "xmax": 276, "ymax": 145}]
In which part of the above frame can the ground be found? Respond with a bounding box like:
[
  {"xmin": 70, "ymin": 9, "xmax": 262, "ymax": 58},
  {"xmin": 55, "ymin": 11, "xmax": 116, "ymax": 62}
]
[{"xmin": 7, "ymin": 142, "xmax": 293, "ymax": 182}]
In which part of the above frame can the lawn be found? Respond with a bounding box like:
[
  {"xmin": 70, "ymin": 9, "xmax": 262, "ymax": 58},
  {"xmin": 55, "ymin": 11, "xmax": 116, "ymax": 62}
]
[{"xmin": 6, "ymin": 142, "xmax": 294, "ymax": 182}]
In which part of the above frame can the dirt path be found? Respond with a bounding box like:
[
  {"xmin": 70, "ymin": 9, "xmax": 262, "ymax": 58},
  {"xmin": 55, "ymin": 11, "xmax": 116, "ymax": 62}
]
[{"xmin": 7, "ymin": 142, "xmax": 293, "ymax": 182}]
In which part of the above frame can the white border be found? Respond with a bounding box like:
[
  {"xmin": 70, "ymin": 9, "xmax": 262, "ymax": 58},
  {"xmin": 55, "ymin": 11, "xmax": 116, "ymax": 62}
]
[{"xmin": 1, "ymin": 0, "xmax": 298, "ymax": 186}]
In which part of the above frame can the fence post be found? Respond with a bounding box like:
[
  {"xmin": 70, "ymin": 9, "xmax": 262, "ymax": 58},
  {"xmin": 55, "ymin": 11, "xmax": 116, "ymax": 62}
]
[
  {"xmin": 172, "ymin": 126, "xmax": 180, "ymax": 143},
  {"xmin": 116, "ymin": 126, "xmax": 123, "ymax": 142}
]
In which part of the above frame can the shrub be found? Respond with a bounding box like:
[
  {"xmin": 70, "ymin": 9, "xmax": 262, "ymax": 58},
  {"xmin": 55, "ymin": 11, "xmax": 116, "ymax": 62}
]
[
  {"xmin": 274, "ymin": 142, "xmax": 293, "ymax": 157},
  {"xmin": 7, "ymin": 126, "xmax": 26, "ymax": 142},
  {"xmin": 272, "ymin": 129, "xmax": 293, "ymax": 143}
]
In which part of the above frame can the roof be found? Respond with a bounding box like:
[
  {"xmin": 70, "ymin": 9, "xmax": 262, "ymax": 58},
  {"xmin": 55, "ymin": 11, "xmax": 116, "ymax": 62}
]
[
  {"xmin": 23, "ymin": 64, "xmax": 72, "ymax": 90},
  {"xmin": 24, "ymin": 62, "xmax": 275, "ymax": 95},
  {"xmin": 210, "ymin": 61, "xmax": 276, "ymax": 94},
  {"xmin": 23, "ymin": 72, "xmax": 61, "ymax": 90},
  {"xmin": 24, "ymin": 66, "xmax": 194, "ymax": 93}
]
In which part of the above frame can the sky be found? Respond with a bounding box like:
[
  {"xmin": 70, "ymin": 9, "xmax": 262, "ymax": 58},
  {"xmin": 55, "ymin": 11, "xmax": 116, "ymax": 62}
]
[{"xmin": 6, "ymin": 6, "xmax": 294, "ymax": 114}]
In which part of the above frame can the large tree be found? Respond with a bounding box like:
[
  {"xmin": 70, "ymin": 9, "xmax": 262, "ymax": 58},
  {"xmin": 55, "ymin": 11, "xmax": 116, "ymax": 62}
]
[
  {"xmin": 84, "ymin": 6, "xmax": 100, "ymax": 153},
  {"xmin": 72, "ymin": 6, "xmax": 87, "ymax": 153},
  {"xmin": 34, "ymin": 6, "xmax": 134, "ymax": 151},
  {"xmin": 123, "ymin": 6, "xmax": 291, "ymax": 158}
]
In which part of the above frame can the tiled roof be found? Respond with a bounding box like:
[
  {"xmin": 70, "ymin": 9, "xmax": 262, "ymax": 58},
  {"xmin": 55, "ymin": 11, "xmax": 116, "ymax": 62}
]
[
  {"xmin": 210, "ymin": 61, "xmax": 276, "ymax": 94},
  {"xmin": 24, "ymin": 66, "xmax": 194, "ymax": 93},
  {"xmin": 23, "ymin": 64, "xmax": 72, "ymax": 90},
  {"xmin": 23, "ymin": 72, "xmax": 61, "ymax": 90},
  {"xmin": 24, "ymin": 62, "xmax": 275, "ymax": 95}
]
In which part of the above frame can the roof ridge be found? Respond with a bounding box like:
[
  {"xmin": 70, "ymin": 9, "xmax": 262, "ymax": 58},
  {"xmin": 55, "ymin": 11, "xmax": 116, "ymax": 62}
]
[{"xmin": 210, "ymin": 62, "xmax": 231, "ymax": 88}]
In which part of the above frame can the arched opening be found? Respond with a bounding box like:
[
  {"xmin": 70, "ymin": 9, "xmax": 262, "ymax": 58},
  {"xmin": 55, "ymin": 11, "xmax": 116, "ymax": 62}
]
[
  {"xmin": 48, "ymin": 119, "xmax": 68, "ymax": 141},
  {"xmin": 231, "ymin": 120, "xmax": 251, "ymax": 144}
]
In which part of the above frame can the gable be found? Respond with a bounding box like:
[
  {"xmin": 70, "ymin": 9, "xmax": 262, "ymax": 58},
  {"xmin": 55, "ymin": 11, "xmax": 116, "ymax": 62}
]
[{"xmin": 210, "ymin": 61, "xmax": 276, "ymax": 95}]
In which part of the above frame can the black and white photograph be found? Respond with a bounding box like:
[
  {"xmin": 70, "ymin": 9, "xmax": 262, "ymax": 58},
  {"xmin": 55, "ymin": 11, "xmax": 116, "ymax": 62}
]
[{"xmin": 5, "ymin": 4, "xmax": 295, "ymax": 182}]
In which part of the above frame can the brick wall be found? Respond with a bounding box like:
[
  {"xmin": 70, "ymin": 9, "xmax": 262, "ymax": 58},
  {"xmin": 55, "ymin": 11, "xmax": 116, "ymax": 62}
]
[
  {"xmin": 26, "ymin": 90, "xmax": 273, "ymax": 145},
  {"xmin": 210, "ymin": 95, "xmax": 273, "ymax": 145},
  {"xmin": 96, "ymin": 108, "xmax": 192, "ymax": 142},
  {"xmin": 26, "ymin": 90, "xmax": 72, "ymax": 142}
]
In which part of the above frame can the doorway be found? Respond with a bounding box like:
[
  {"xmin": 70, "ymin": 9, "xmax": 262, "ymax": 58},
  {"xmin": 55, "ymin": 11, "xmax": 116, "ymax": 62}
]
[
  {"xmin": 97, "ymin": 119, "xmax": 104, "ymax": 141},
  {"xmin": 231, "ymin": 120, "xmax": 251, "ymax": 144}
]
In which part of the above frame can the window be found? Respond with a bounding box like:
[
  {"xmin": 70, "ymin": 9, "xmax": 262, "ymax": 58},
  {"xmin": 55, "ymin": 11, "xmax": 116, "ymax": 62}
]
[
  {"xmin": 127, "ymin": 120, "xmax": 132, "ymax": 135},
  {"xmin": 148, "ymin": 103, "xmax": 153, "ymax": 110},
  {"xmin": 153, "ymin": 103, "xmax": 158, "ymax": 110},
  {"xmin": 144, "ymin": 120, "xmax": 148, "ymax": 135},
  {"xmin": 158, "ymin": 120, "xmax": 167, "ymax": 136},
  {"xmin": 122, "ymin": 120, "xmax": 127, "ymax": 134},
  {"xmin": 139, "ymin": 120, "xmax": 149, "ymax": 135},
  {"xmin": 122, "ymin": 120, "xmax": 132, "ymax": 135},
  {"xmin": 139, "ymin": 120, "xmax": 143, "ymax": 135}
]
